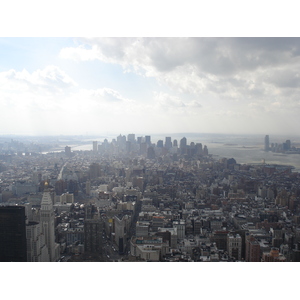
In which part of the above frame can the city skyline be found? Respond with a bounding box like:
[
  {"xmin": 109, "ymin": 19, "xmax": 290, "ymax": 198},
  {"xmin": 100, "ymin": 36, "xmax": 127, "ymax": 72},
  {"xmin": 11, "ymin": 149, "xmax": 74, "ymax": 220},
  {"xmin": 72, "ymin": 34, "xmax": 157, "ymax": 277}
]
[{"xmin": 2, "ymin": 37, "xmax": 300, "ymax": 137}]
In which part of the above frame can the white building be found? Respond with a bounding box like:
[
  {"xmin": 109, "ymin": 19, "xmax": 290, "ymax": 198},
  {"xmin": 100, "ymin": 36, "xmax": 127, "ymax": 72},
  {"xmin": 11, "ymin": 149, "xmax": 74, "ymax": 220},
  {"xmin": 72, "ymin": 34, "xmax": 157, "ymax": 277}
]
[
  {"xmin": 135, "ymin": 244, "xmax": 160, "ymax": 261},
  {"xmin": 130, "ymin": 236, "xmax": 168, "ymax": 261},
  {"xmin": 60, "ymin": 192, "xmax": 74, "ymax": 204},
  {"xmin": 173, "ymin": 220, "xmax": 185, "ymax": 239},
  {"xmin": 40, "ymin": 185, "xmax": 60, "ymax": 262},
  {"xmin": 26, "ymin": 221, "xmax": 50, "ymax": 262},
  {"xmin": 227, "ymin": 233, "xmax": 242, "ymax": 261}
]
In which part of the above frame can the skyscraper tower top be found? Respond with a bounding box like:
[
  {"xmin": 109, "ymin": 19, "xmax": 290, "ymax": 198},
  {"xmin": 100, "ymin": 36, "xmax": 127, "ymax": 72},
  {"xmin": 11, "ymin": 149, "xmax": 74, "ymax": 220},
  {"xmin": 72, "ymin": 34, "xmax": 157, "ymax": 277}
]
[
  {"xmin": 264, "ymin": 135, "xmax": 270, "ymax": 151},
  {"xmin": 40, "ymin": 189, "xmax": 60, "ymax": 262},
  {"xmin": 145, "ymin": 136, "xmax": 151, "ymax": 145},
  {"xmin": 180, "ymin": 137, "xmax": 187, "ymax": 148},
  {"xmin": 93, "ymin": 141, "xmax": 98, "ymax": 153},
  {"xmin": 127, "ymin": 134, "xmax": 135, "ymax": 143},
  {"xmin": 165, "ymin": 137, "xmax": 172, "ymax": 149}
]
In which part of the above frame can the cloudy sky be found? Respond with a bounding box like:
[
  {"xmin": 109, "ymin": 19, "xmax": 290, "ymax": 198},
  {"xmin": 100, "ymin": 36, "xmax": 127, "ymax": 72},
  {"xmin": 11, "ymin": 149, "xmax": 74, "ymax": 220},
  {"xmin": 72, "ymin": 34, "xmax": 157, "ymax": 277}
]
[{"xmin": 1, "ymin": 37, "xmax": 300, "ymax": 136}]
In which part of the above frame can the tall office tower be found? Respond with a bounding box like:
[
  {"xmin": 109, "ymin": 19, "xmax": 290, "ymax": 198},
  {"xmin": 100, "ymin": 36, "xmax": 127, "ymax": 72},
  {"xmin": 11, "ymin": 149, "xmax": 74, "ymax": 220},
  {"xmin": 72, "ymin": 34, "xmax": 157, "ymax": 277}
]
[
  {"xmin": 65, "ymin": 146, "xmax": 71, "ymax": 157},
  {"xmin": 26, "ymin": 221, "xmax": 50, "ymax": 262},
  {"xmin": 245, "ymin": 233, "xmax": 261, "ymax": 262},
  {"xmin": 32, "ymin": 170, "xmax": 41, "ymax": 185},
  {"xmin": 84, "ymin": 219, "xmax": 103, "ymax": 255},
  {"xmin": 0, "ymin": 206, "xmax": 27, "ymax": 261},
  {"xmin": 114, "ymin": 214, "xmax": 131, "ymax": 254},
  {"xmin": 173, "ymin": 220, "xmax": 185, "ymax": 239},
  {"xmin": 40, "ymin": 183, "xmax": 60, "ymax": 262},
  {"xmin": 227, "ymin": 233, "xmax": 242, "ymax": 261},
  {"xmin": 145, "ymin": 135, "xmax": 151, "ymax": 145},
  {"xmin": 285, "ymin": 140, "xmax": 291, "ymax": 150},
  {"xmin": 264, "ymin": 135, "xmax": 270, "ymax": 151},
  {"xmin": 173, "ymin": 139, "xmax": 178, "ymax": 147},
  {"xmin": 195, "ymin": 143, "xmax": 203, "ymax": 155},
  {"xmin": 127, "ymin": 134, "xmax": 135, "ymax": 143},
  {"xmin": 102, "ymin": 139, "xmax": 109, "ymax": 150},
  {"xmin": 157, "ymin": 140, "xmax": 163, "ymax": 148},
  {"xmin": 180, "ymin": 137, "xmax": 187, "ymax": 154},
  {"xmin": 165, "ymin": 137, "xmax": 172, "ymax": 149},
  {"xmin": 190, "ymin": 142, "xmax": 195, "ymax": 156},
  {"xmin": 93, "ymin": 141, "xmax": 98, "ymax": 153},
  {"xmin": 117, "ymin": 134, "xmax": 126, "ymax": 146},
  {"xmin": 89, "ymin": 163, "xmax": 101, "ymax": 179},
  {"xmin": 140, "ymin": 142, "xmax": 147, "ymax": 155},
  {"xmin": 203, "ymin": 145, "xmax": 208, "ymax": 155},
  {"xmin": 137, "ymin": 136, "xmax": 142, "ymax": 144},
  {"xmin": 55, "ymin": 179, "xmax": 67, "ymax": 195},
  {"xmin": 126, "ymin": 141, "xmax": 132, "ymax": 153}
]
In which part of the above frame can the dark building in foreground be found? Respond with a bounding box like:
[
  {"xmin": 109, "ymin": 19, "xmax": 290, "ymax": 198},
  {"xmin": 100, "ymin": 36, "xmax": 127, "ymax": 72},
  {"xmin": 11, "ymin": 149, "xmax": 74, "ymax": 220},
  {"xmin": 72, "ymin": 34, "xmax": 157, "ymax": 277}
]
[
  {"xmin": 84, "ymin": 219, "xmax": 103, "ymax": 255},
  {"xmin": 0, "ymin": 206, "xmax": 27, "ymax": 261}
]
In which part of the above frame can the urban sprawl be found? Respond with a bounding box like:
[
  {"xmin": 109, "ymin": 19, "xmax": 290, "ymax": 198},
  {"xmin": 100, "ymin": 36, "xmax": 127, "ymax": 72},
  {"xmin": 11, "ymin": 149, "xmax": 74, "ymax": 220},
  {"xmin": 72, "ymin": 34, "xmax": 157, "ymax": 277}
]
[{"xmin": 1, "ymin": 134, "xmax": 300, "ymax": 262}]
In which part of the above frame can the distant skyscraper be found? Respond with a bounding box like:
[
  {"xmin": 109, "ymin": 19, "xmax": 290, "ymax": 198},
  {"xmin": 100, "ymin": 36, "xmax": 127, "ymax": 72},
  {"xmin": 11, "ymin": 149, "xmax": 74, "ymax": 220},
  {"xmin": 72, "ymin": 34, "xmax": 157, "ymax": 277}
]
[
  {"xmin": 127, "ymin": 134, "xmax": 135, "ymax": 143},
  {"xmin": 147, "ymin": 146, "xmax": 155, "ymax": 159},
  {"xmin": 0, "ymin": 206, "xmax": 27, "ymax": 261},
  {"xmin": 157, "ymin": 140, "xmax": 163, "ymax": 148},
  {"xmin": 173, "ymin": 139, "xmax": 178, "ymax": 147},
  {"xmin": 126, "ymin": 141, "xmax": 132, "ymax": 153},
  {"xmin": 165, "ymin": 137, "xmax": 172, "ymax": 149},
  {"xmin": 180, "ymin": 137, "xmax": 187, "ymax": 154},
  {"xmin": 195, "ymin": 143, "xmax": 203, "ymax": 155},
  {"xmin": 93, "ymin": 141, "xmax": 98, "ymax": 153},
  {"xmin": 65, "ymin": 146, "xmax": 71, "ymax": 157},
  {"xmin": 145, "ymin": 136, "xmax": 151, "ymax": 145},
  {"xmin": 140, "ymin": 142, "xmax": 147, "ymax": 155},
  {"xmin": 264, "ymin": 135, "xmax": 270, "ymax": 151}
]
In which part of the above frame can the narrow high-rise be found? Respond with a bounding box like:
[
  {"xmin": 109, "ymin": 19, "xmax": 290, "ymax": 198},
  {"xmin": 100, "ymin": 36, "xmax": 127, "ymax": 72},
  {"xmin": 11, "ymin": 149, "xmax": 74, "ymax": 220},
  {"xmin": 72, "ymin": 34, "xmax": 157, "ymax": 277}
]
[
  {"xmin": 264, "ymin": 135, "xmax": 270, "ymax": 151},
  {"xmin": 165, "ymin": 137, "xmax": 172, "ymax": 149},
  {"xmin": 180, "ymin": 137, "xmax": 187, "ymax": 155},
  {"xmin": 40, "ymin": 183, "xmax": 60, "ymax": 262},
  {"xmin": 93, "ymin": 141, "xmax": 98, "ymax": 153}
]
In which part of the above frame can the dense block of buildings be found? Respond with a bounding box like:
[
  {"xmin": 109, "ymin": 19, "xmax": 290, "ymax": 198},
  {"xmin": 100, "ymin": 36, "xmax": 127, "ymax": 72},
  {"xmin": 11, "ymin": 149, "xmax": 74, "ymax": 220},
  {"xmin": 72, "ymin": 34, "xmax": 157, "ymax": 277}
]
[{"xmin": 2, "ymin": 134, "xmax": 300, "ymax": 261}]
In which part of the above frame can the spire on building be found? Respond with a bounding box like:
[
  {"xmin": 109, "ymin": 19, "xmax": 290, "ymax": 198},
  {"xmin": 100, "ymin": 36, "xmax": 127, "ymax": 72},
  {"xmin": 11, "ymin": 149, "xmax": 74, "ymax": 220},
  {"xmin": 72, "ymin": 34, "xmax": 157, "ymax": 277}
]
[{"xmin": 40, "ymin": 188, "xmax": 60, "ymax": 262}]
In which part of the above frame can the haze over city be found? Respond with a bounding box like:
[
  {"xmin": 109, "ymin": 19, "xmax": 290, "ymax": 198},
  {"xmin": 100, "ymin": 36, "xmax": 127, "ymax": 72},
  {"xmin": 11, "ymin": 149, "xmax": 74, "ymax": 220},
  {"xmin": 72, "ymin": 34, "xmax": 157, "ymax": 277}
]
[{"xmin": 2, "ymin": 37, "xmax": 300, "ymax": 137}]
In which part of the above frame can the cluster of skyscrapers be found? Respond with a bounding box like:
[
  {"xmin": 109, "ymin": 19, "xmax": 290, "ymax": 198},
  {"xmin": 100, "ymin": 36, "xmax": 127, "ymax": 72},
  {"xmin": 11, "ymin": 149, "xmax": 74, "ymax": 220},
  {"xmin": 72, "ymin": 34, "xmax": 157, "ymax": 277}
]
[
  {"xmin": 2, "ymin": 133, "xmax": 300, "ymax": 262},
  {"xmin": 264, "ymin": 135, "xmax": 297, "ymax": 153},
  {"xmin": 90, "ymin": 134, "xmax": 208, "ymax": 159}
]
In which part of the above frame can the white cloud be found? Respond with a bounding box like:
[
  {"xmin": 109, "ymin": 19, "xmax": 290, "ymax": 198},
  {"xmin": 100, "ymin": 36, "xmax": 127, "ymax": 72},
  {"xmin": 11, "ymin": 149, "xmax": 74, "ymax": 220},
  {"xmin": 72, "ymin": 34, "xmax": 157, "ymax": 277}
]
[
  {"xmin": 0, "ymin": 65, "xmax": 76, "ymax": 94},
  {"xmin": 59, "ymin": 38, "xmax": 300, "ymax": 108},
  {"xmin": 59, "ymin": 45, "xmax": 98, "ymax": 61},
  {"xmin": 153, "ymin": 91, "xmax": 202, "ymax": 113},
  {"xmin": 3, "ymin": 38, "xmax": 300, "ymax": 136},
  {"xmin": 0, "ymin": 65, "xmax": 147, "ymax": 135}
]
